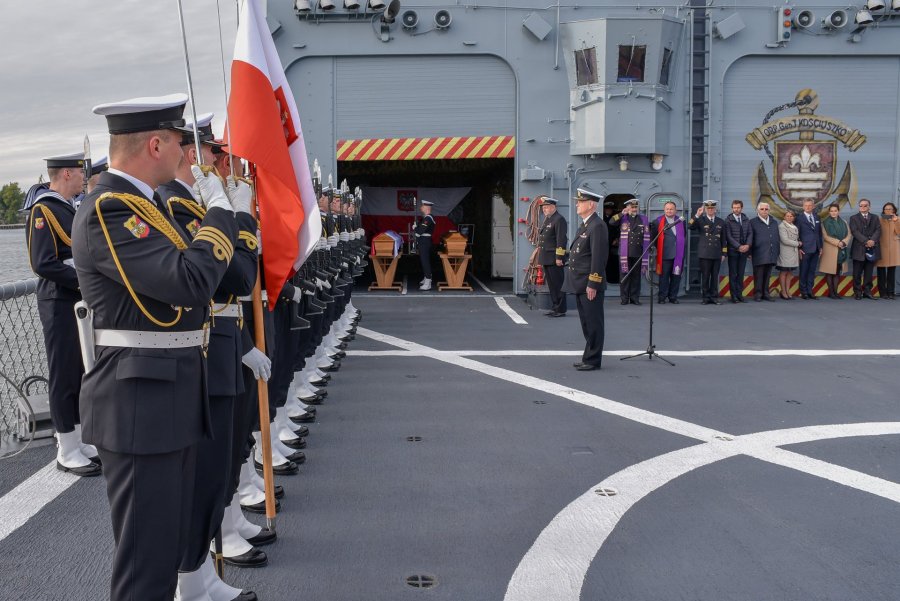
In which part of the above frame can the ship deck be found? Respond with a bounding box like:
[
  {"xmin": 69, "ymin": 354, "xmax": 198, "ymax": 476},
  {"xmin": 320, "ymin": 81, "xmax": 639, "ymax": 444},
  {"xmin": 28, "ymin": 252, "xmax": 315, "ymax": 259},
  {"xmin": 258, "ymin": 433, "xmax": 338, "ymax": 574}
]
[{"xmin": 2, "ymin": 290, "xmax": 900, "ymax": 601}]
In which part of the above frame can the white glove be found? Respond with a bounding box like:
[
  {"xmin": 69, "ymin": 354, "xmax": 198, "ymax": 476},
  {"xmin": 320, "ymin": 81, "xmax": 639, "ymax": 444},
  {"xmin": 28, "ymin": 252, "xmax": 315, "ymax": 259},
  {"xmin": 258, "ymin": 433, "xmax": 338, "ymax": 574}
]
[
  {"xmin": 226, "ymin": 176, "xmax": 253, "ymax": 215},
  {"xmin": 339, "ymin": 231, "xmax": 350, "ymax": 242},
  {"xmin": 315, "ymin": 238, "xmax": 326, "ymax": 251},
  {"xmin": 63, "ymin": 258, "xmax": 75, "ymax": 268},
  {"xmin": 291, "ymin": 287, "xmax": 302, "ymax": 303},
  {"xmin": 357, "ymin": 227, "xmax": 365, "ymax": 239},
  {"xmin": 256, "ymin": 229, "xmax": 262, "ymax": 254},
  {"xmin": 191, "ymin": 166, "xmax": 232, "ymax": 213},
  {"xmin": 242, "ymin": 347, "xmax": 271, "ymax": 381},
  {"xmin": 328, "ymin": 234, "xmax": 339, "ymax": 247}
]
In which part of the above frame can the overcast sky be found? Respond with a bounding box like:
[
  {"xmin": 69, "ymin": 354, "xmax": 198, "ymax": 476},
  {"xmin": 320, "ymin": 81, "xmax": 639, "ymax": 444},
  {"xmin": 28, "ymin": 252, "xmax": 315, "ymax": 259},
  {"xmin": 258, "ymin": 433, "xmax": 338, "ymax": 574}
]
[{"xmin": 0, "ymin": 0, "xmax": 240, "ymax": 188}]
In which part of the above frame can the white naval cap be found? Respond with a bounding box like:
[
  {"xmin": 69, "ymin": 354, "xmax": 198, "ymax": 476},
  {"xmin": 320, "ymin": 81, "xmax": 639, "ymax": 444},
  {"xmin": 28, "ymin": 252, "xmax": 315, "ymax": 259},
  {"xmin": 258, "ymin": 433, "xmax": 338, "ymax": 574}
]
[
  {"xmin": 182, "ymin": 112, "xmax": 226, "ymax": 148},
  {"xmin": 421, "ymin": 200, "xmax": 434, "ymax": 206},
  {"xmin": 574, "ymin": 188, "xmax": 603, "ymax": 203},
  {"xmin": 92, "ymin": 93, "xmax": 191, "ymax": 135},
  {"xmin": 90, "ymin": 155, "xmax": 108, "ymax": 176}
]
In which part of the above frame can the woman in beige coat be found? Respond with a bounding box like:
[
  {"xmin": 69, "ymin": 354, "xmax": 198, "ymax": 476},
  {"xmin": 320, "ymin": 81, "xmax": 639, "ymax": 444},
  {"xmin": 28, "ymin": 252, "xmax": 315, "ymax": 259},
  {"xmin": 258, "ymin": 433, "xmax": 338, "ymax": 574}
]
[
  {"xmin": 821, "ymin": 203, "xmax": 852, "ymax": 299},
  {"xmin": 876, "ymin": 202, "xmax": 900, "ymax": 299},
  {"xmin": 777, "ymin": 210, "xmax": 801, "ymax": 299}
]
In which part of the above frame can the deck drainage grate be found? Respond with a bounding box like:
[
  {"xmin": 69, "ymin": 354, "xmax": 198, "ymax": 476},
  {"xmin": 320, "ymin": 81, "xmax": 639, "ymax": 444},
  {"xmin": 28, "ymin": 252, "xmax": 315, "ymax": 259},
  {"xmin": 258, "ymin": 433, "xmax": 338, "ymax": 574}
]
[
  {"xmin": 406, "ymin": 436, "xmax": 423, "ymax": 442},
  {"xmin": 594, "ymin": 487, "xmax": 618, "ymax": 497},
  {"xmin": 533, "ymin": 400, "xmax": 547, "ymax": 405},
  {"xmin": 405, "ymin": 575, "xmax": 436, "ymax": 589},
  {"xmin": 714, "ymin": 435, "xmax": 734, "ymax": 441}
]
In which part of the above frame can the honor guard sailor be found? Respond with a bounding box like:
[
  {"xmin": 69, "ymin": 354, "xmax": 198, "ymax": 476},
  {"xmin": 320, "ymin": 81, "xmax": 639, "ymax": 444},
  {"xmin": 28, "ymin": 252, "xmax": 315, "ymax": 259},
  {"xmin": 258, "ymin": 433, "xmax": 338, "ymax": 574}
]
[
  {"xmin": 72, "ymin": 94, "xmax": 240, "ymax": 601},
  {"xmin": 415, "ymin": 200, "xmax": 436, "ymax": 290},
  {"xmin": 562, "ymin": 189, "xmax": 608, "ymax": 371},
  {"xmin": 537, "ymin": 196, "xmax": 568, "ymax": 317},
  {"xmin": 27, "ymin": 152, "xmax": 101, "ymax": 476},
  {"xmin": 158, "ymin": 112, "xmax": 268, "ymax": 597}
]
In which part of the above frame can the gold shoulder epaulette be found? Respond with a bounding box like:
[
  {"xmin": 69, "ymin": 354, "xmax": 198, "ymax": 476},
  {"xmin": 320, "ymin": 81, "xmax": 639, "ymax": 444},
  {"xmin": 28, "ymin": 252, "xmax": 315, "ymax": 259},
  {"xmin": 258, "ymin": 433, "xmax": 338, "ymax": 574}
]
[{"xmin": 167, "ymin": 196, "xmax": 206, "ymax": 220}]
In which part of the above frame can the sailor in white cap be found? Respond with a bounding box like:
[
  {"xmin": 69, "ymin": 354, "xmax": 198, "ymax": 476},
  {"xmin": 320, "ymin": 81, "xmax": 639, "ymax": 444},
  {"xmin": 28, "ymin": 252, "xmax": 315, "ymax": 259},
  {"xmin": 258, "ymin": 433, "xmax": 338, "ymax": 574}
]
[
  {"xmin": 414, "ymin": 200, "xmax": 436, "ymax": 290},
  {"xmin": 72, "ymin": 94, "xmax": 247, "ymax": 601},
  {"xmin": 26, "ymin": 152, "xmax": 101, "ymax": 477}
]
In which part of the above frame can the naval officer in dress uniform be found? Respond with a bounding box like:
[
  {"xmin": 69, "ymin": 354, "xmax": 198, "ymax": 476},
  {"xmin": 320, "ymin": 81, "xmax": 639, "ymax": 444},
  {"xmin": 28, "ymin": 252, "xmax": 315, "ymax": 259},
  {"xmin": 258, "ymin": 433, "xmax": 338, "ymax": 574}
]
[
  {"xmin": 414, "ymin": 200, "xmax": 436, "ymax": 290},
  {"xmin": 537, "ymin": 196, "xmax": 568, "ymax": 317},
  {"xmin": 26, "ymin": 152, "xmax": 101, "ymax": 476},
  {"xmin": 562, "ymin": 189, "xmax": 608, "ymax": 371},
  {"xmin": 72, "ymin": 94, "xmax": 240, "ymax": 601},
  {"xmin": 158, "ymin": 113, "xmax": 270, "ymax": 597},
  {"xmin": 689, "ymin": 199, "xmax": 728, "ymax": 305}
]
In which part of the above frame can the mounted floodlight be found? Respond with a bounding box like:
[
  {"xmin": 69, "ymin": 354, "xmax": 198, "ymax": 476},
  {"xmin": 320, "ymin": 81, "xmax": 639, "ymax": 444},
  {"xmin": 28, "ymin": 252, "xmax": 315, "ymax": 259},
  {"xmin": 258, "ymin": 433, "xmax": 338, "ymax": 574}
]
[
  {"xmin": 319, "ymin": 0, "xmax": 335, "ymax": 10},
  {"xmin": 822, "ymin": 9, "xmax": 848, "ymax": 28},
  {"xmin": 344, "ymin": 0, "xmax": 360, "ymax": 9},
  {"xmin": 651, "ymin": 154, "xmax": 664, "ymax": 171},
  {"xmin": 866, "ymin": 0, "xmax": 886, "ymax": 10},
  {"xmin": 369, "ymin": 0, "xmax": 386, "ymax": 9},
  {"xmin": 382, "ymin": 0, "xmax": 401, "ymax": 23},
  {"xmin": 893, "ymin": 0, "xmax": 900, "ymax": 10},
  {"xmin": 855, "ymin": 8, "xmax": 875, "ymax": 24},
  {"xmin": 294, "ymin": 0, "xmax": 311, "ymax": 12},
  {"xmin": 401, "ymin": 9, "xmax": 418, "ymax": 29},
  {"xmin": 793, "ymin": 9, "xmax": 815, "ymax": 29},
  {"xmin": 618, "ymin": 156, "xmax": 629, "ymax": 172},
  {"xmin": 434, "ymin": 9, "xmax": 452, "ymax": 29}
]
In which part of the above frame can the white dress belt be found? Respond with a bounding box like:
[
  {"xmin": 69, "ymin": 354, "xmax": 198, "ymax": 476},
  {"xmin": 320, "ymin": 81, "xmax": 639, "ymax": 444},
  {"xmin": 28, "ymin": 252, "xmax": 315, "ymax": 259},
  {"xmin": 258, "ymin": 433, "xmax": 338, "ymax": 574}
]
[
  {"xmin": 95, "ymin": 329, "xmax": 207, "ymax": 349},
  {"xmin": 212, "ymin": 304, "xmax": 242, "ymax": 318},
  {"xmin": 238, "ymin": 291, "xmax": 268, "ymax": 302}
]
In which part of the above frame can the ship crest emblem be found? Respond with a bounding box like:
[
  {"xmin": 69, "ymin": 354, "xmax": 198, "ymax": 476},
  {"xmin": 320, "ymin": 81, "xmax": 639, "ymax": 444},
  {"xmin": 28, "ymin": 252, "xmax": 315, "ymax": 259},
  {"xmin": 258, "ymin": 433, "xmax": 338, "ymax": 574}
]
[
  {"xmin": 187, "ymin": 219, "xmax": 201, "ymax": 238},
  {"xmin": 34, "ymin": 217, "xmax": 45, "ymax": 229},
  {"xmin": 745, "ymin": 89, "xmax": 866, "ymax": 218},
  {"xmin": 124, "ymin": 215, "xmax": 150, "ymax": 239}
]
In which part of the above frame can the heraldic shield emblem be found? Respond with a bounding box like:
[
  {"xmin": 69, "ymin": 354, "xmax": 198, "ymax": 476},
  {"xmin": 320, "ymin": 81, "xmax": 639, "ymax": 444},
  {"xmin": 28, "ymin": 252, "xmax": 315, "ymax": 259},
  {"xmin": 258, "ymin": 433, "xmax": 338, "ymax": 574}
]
[{"xmin": 745, "ymin": 89, "xmax": 866, "ymax": 218}]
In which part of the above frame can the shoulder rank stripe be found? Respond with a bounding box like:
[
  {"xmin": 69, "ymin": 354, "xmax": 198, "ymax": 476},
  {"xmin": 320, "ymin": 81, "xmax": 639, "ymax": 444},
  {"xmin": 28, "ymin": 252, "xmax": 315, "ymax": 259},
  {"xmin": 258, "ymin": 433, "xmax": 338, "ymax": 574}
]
[
  {"xmin": 555, "ymin": 247, "xmax": 566, "ymax": 256},
  {"xmin": 238, "ymin": 231, "xmax": 259, "ymax": 250},
  {"xmin": 588, "ymin": 272, "xmax": 603, "ymax": 283},
  {"xmin": 194, "ymin": 227, "xmax": 234, "ymax": 262}
]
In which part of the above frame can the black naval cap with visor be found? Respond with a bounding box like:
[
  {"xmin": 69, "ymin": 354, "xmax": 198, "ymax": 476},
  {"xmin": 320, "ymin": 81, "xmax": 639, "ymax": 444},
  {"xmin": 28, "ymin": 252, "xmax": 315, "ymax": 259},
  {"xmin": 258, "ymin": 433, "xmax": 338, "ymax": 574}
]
[{"xmin": 92, "ymin": 93, "xmax": 194, "ymax": 135}]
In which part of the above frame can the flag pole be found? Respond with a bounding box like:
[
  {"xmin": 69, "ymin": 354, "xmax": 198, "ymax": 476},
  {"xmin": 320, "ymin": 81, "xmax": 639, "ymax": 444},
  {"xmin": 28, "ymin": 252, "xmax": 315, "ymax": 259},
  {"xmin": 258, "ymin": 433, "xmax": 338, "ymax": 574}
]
[
  {"xmin": 249, "ymin": 170, "xmax": 278, "ymax": 533},
  {"xmin": 175, "ymin": 0, "xmax": 204, "ymax": 166}
]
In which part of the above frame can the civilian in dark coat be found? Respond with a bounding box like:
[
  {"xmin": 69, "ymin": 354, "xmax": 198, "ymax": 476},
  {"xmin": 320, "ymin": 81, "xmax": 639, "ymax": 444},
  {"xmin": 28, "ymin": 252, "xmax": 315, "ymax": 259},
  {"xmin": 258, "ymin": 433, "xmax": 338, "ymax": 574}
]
[
  {"xmin": 749, "ymin": 202, "xmax": 780, "ymax": 301},
  {"xmin": 796, "ymin": 199, "xmax": 823, "ymax": 299},
  {"xmin": 724, "ymin": 200, "xmax": 753, "ymax": 302},
  {"xmin": 849, "ymin": 198, "xmax": 882, "ymax": 299}
]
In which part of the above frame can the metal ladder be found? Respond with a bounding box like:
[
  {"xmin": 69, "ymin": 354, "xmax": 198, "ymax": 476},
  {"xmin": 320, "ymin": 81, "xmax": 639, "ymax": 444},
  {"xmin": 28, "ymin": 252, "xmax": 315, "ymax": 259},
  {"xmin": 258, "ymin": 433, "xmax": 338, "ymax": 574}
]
[{"xmin": 687, "ymin": 1, "xmax": 711, "ymax": 291}]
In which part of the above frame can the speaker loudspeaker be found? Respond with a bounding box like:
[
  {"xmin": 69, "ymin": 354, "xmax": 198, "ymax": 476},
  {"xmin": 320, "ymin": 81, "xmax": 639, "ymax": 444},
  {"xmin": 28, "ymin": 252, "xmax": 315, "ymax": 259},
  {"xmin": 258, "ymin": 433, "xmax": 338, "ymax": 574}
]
[
  {"xmin": 793, "ymin": 9, "xmax": 814, "ymax": 29},
  {"xmin": 434, "ymin": 9, "xmax": 452, "ymax": 29},
  {"xmin": 822, "ymin": 9, "xmax": 848, "ymax": 28},
  {"xmin": 401, "ymin": 10, "xmax": 418, "ymax": 29}
]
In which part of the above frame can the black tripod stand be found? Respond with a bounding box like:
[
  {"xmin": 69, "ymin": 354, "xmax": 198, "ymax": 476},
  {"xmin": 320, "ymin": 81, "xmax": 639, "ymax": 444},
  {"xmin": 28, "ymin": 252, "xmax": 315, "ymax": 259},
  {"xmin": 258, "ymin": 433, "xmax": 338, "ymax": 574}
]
[{"xmin": 620, "ymin": 219, "xmax": 681, "ymax": 367}]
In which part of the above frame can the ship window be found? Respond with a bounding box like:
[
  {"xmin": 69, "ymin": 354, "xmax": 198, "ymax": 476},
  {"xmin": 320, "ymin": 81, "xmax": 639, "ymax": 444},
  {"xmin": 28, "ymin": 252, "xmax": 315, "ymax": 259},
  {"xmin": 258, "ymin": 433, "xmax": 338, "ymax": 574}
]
[
  {"xmin": 617, "ymin": 44, "xmax": 646, "ymax": 82},
  {"xmin": 660, "ymin": 48, "xmax": 673, "ymax": 86},
  {"xmin": 574, "ymin": 47, "xmax": 598, "ymax": 86}
]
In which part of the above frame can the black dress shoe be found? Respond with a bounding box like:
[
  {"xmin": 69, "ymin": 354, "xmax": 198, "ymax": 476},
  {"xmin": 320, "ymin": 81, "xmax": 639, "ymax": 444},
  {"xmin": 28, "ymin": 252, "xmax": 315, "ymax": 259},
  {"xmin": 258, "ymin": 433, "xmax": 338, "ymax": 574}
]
[
  {"xmin": 321, "ymin": 362, "xmax": 340, "ymax": 372},
  {"xmin": 299, "ymin": 396, "xmax": 324, "ymax": 407},
  {"xmin": 630, "ymin": 299, "xmax": 642, "ymax": 306},
  {"xmin": 223, "ymin": 548, "xmax": 268, "ymax": 568},
  {"xmin": 669, "ymin": 298, "xmax": 679, "ymax": 304},
  {"xmin": 246, "ymin": 527, "xmax": 277, "ymax": 547},
  {"xmin": 658, "ymin": 297, "xmax": 667, "ymax": 304},
  {"xmin": 737, "ymin": 297, "xmax": 747, "ymax": 303},
  {"xmin": 854, "ymin": 293, "xmax": 862, "ymax": 300},
  {"xmin": 281, "ymin": 436, "xmax": 306, "ymax": 450},
  {"xmin": 574, "ymin": 362, "xmax": 601, "ymax": 371},
  {"xmin": 281, "ymin": 449, "xmax": 306, "ymax": 463},
  {"xmin": 712, "ymin": 299, "xmax": 722, "ymax": 305},
  {"xmin": 56, "ymin": 461, "xmax": 102, "ymax": 477},
  {"xmin": 809, "ymin": 294, "xmax": 819, "ymax": 300},
  {"xmin": 732, "ymin": 298, "xmax": 740, "ymax": 304},
  {"xmin": 241, "ymin": 498, "xmax": 281, "ymax": 514},
  {"xmin": 547, "ymin": 311, "xmax": 565, "ymax": 317},
  {"xmin": 620, "ymin": 299, "xmax": 629, "ymax": 305},
  {"xmin": 88, "ymin": 454, "xmax": 102, "ymax": 466},
  {"xmin": 292, "ymin": 411, "xmax": 316, "ymax": 423},
  {"xmin": 863, "ymin": 292, "xmax": 876, "ymax": 300},
  {"xmin": 296, "ymin": 391, "xmax": 325, "ymax": 403},
  {"xmin": 255, "ymin": 459, "xmax": 299, "ymax": 475},
  {"xmin": 232, "ymin": 591, "xmax": 258, "ymax": 601},
  {"xmin": 543, "ymin": 310, "xmax": 555, "ymax": 316},
  {"xmin": 309, "ymin": 379, "xmax": 328, "ymax": 388},
  {"xmin": 763, "ymin": 296, "xmax": 775, "ymax": 302},
  {"xmin": 701, "ymin": 299, "xmax": 711, "ymax": 305}
]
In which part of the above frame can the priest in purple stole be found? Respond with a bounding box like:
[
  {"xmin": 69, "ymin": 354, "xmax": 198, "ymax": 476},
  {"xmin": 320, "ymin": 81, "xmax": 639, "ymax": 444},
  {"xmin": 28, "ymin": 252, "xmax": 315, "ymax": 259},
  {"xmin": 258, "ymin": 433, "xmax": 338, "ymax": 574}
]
[
  {"xmin": 654, "ymin": 201, "xmax": 686, "ymax": 303},
  {"xmin": 611, "ymin": 198, "xmax": 650, "ymax": 305}
]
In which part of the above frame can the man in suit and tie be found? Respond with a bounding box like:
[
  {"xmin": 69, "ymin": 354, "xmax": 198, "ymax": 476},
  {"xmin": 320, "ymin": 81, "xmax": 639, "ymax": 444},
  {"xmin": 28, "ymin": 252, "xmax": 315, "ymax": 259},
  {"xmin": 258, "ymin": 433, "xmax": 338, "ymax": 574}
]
[
  {"xmin": 849, "ymin": 198, "xmax": 882, "ymax": 299},
  {"xmin": 724, "ymin": 200, "xmax": 753, "ymax": 303},
  {"xmin": 796, "ymin": 199, "xmax": 823, "ymax": 299},
  {"xmin": 562, "ymin": 188, "xmax": 608, "ymax": 371}
]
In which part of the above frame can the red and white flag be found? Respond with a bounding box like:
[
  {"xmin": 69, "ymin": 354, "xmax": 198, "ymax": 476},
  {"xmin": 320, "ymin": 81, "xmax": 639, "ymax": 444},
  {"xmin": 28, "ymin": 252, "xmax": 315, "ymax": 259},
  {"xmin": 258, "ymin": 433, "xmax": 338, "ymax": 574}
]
[{"xmin": 228, "ymin": 0, "xmax": 320, "ymax": 302}]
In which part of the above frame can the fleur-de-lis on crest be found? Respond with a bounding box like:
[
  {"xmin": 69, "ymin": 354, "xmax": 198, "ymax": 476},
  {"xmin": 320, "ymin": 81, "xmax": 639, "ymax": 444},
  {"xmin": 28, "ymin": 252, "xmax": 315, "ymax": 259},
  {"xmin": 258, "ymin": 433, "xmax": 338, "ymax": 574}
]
[{"xmin": 789, "ymin": 146, "xmax": 821, "ymax": 173}]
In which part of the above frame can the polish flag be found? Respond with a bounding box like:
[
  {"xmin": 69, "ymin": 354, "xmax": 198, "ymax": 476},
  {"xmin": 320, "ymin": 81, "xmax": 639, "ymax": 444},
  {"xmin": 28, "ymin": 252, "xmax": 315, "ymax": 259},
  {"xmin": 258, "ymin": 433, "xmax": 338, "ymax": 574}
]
[{"xmin": 228, "ymin": 0, "xmax": 320, "ymax": 303}]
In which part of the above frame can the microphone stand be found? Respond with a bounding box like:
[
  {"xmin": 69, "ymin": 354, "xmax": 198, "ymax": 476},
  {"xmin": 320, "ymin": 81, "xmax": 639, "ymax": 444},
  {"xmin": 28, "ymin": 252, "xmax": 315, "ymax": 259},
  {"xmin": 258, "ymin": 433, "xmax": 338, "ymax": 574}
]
[{"xmin": 620, "ymin": 217, "xmax": 682, "ymax": 367}]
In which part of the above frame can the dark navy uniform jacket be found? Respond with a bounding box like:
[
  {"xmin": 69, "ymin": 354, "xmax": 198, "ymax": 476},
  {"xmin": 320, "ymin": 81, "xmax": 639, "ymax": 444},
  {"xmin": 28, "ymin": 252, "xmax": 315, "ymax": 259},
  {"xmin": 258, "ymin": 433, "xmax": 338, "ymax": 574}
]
[
  {"xmin": 27, "ymin": 192, "xmax": 82, "ymax": 302},
  {"xmin": 159, "ymin": 179, "xmax": 259, "ymax": 398},
  {"xmin": 609, "ymin": 212, "xmax": 648, "ymax": 258},
  {"xmin": 72, "ymin": 171, "xmax": 237, "ymax": 455},
  {"xmin": 562, "ymin": 213, "xmax": 609, "ymax": 294},
  {"xmin": 689, "ymin": 214, "xmax": 728, "ymax": 259},
  {"xmin": 414, "ymin": 214, "xmax": 435, "ymax": 240},
  {"xmin": 537, "ymin": 211, "xmax": 568, "ymax": 266}
]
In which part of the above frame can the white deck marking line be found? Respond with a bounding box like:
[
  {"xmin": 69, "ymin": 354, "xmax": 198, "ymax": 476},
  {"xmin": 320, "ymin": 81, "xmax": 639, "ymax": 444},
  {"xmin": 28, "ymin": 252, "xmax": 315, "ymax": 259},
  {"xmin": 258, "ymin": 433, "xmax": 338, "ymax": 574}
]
[
  {"xmin": 0, "ymin": 460, "xmax": 80, "ymax": 544},
  {"xmin": 357, "ymin": 327, "xmax": 722, "ymax": 441},
  {"xmin": 469, "ymin": 274, "xmax": 495, "ymax": 294},
  {"xmin": 493, "ymin": 297, "xmax": 528, "ymax": 325},
  {"xmin": 505, "ymin": 422, "xmax": 900, "ymax": 601},
  {"xmin": 348, "ymin": 348, "xmax": 900, "ymax": 358},
  {"xmin": 354, "ymin": 328, "xmax": 900, "ymax": 600}
]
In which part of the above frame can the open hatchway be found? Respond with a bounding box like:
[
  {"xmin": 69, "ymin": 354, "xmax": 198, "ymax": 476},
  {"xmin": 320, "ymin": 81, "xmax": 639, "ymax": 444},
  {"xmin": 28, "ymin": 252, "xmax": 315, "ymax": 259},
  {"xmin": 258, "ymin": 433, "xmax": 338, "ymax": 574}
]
[{"xmin": 339, "ymin": 157, "xmax": 514, "ymax": 288}]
